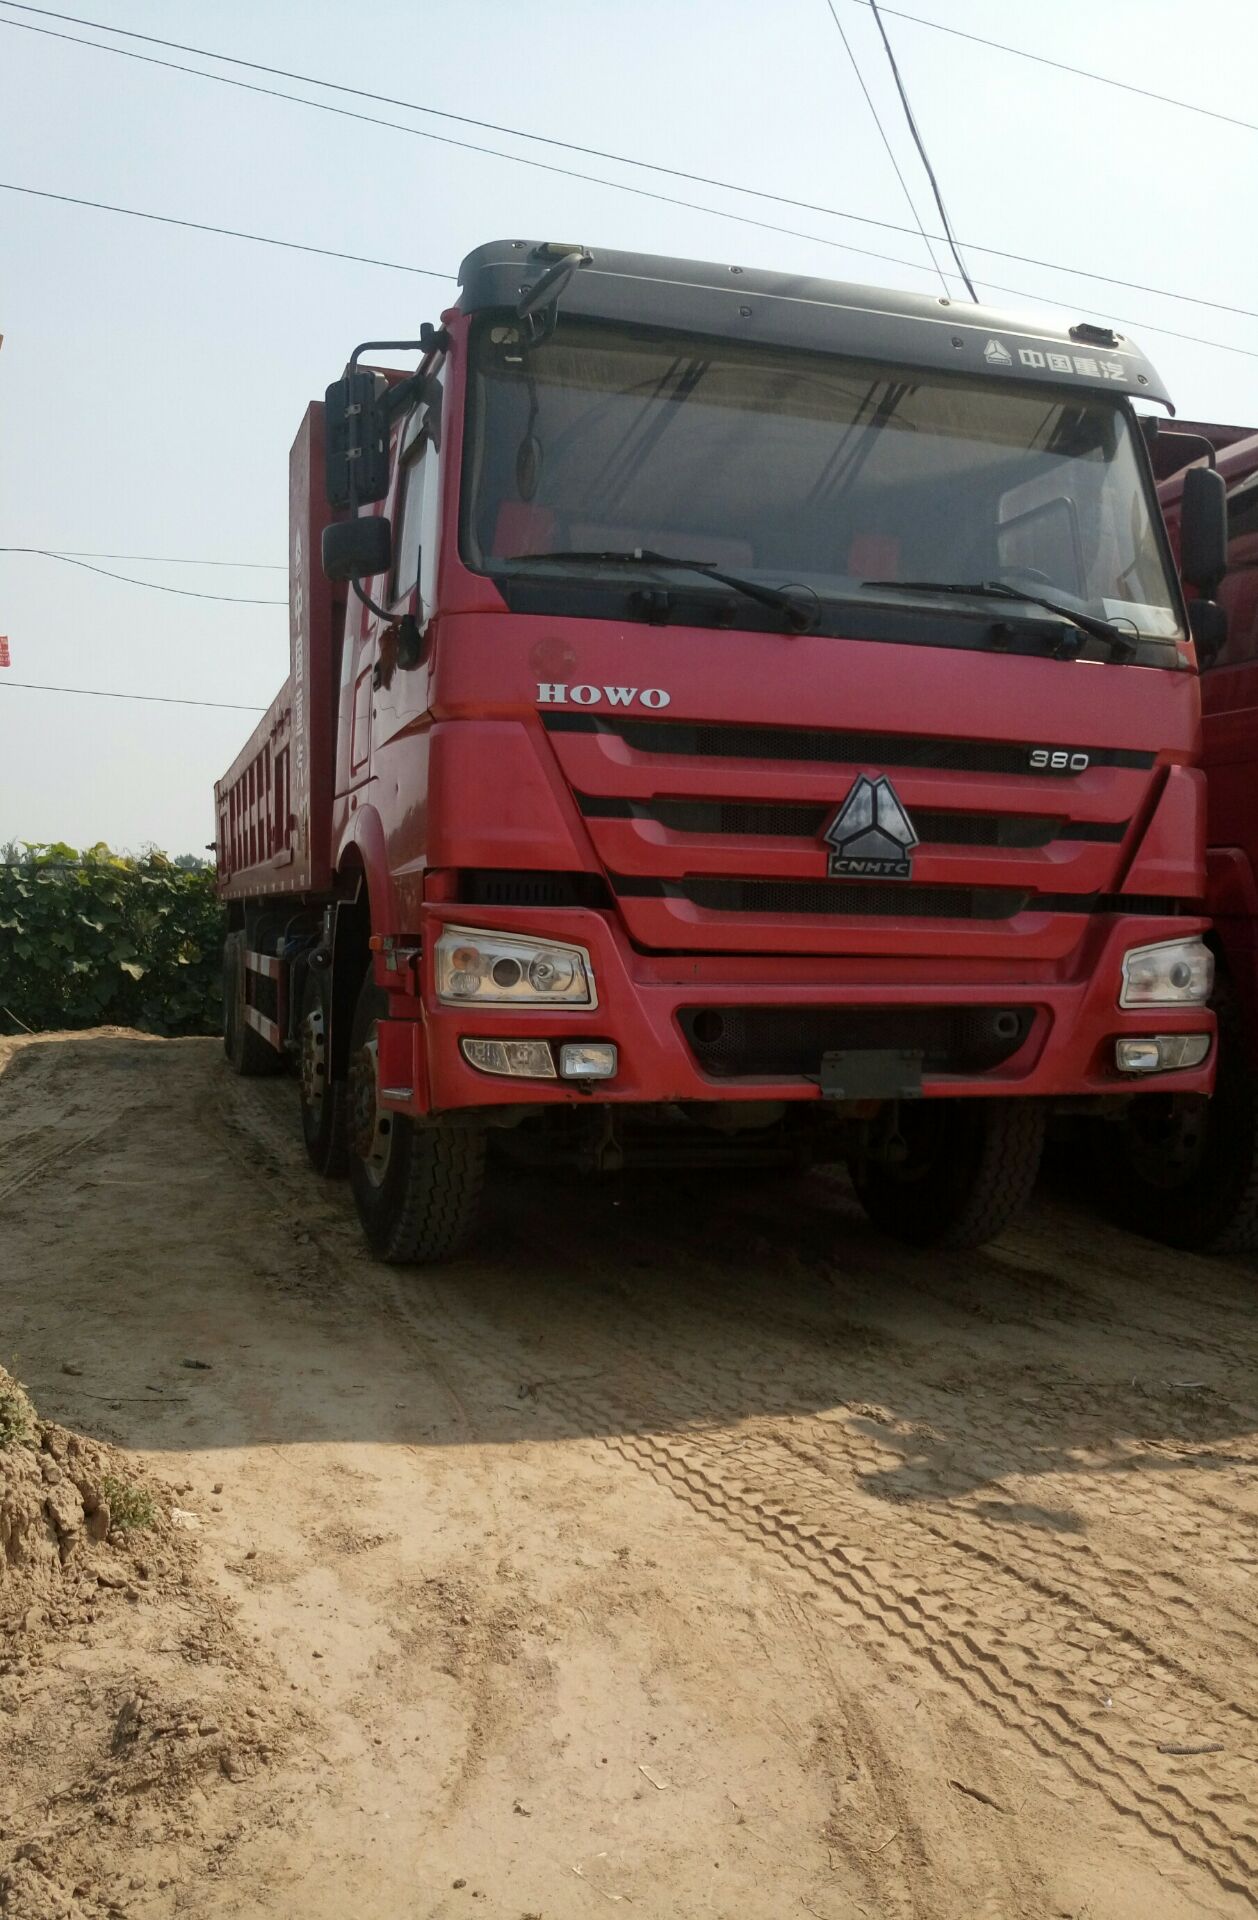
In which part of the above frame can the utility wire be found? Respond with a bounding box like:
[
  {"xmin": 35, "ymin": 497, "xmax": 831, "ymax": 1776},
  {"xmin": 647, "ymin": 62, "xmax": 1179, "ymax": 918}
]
[
  {"xmin": 5, "ymin": 177, "xmax": 1257, "ymax": 363},
  {"xmin": 0, "ymin": 176, "xmax": 967, "ymax": 300},
  {"xmin": 866, "ymin": 0, "xmax": 976, "ymax": 300},
  {"xmin": 0, "ymin": 681, "xmax": 265, "ymax": 711},
  {"xmin": 3, "ymin": 11, "xmax": 1258, "ymax": 326},
  {"xmin": 54, "ymin": 550, "xmax": 284, "ymax": 568},
  {"xmin": 0, "ymin": 182, "xmax": 453, "ymax": 281},
  {"xmin": 822, "ymin": 0, "xmax": 949, "ymax": 296},
  {"xmin": 850, "ymin": 1, "xmax": 1258, "ymax": 139},
  {"xmin": 0, "ymin": 548, "xmax": 286, "ymax": 603}
]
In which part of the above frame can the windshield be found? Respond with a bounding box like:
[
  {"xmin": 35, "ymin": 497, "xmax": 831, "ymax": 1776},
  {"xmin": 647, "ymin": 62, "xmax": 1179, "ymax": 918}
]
[{"xmin": 461, "ymin": 317, "xmax": 1184, "ymax": 643}]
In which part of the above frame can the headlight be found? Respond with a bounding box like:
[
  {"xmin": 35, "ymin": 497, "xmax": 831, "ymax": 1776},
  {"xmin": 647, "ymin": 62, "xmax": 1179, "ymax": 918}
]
[
  {"xmin": 1120, "ymin": 937, "xmax": 1213, "ymax": 1009},
  {"xmin": 434, "ymin": 925, "xmax": 596, "ymax": 1007}
]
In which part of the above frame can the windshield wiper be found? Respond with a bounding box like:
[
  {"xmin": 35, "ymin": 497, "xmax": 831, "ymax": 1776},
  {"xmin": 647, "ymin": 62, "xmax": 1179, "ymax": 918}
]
[
  {"xmin": 504, "ymin": 548, "xmax": 820, "ymax": 633},
  {"xmin": 861, "ymin": 578, "xmax": 1138, "ymax": 662}
]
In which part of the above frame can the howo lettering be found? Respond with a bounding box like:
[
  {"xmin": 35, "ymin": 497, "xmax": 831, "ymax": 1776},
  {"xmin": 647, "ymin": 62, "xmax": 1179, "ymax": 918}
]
[{"xmin": 214, "ymin": 238, "xmax": 1222, "ymax": 1261}]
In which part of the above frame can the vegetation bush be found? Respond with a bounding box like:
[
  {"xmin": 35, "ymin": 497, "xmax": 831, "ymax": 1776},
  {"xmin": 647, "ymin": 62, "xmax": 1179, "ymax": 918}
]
[
  {"xmin": 0, "ymin": 844, "xmax": 224, "ymax": 1036},
  {"xmin": 98, "ymin": 1472, "xmax": 157, "ymax": 1533},
  {"xmin": 0, "ymin": 1374, "xmax": 34, "ymax": 1451}
]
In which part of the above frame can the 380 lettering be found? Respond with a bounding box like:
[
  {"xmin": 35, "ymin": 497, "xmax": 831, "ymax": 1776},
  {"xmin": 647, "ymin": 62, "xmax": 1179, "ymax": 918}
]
[{"xmin": 1030, "ymin": 748, "xmax": 1091, "ymax": 773}]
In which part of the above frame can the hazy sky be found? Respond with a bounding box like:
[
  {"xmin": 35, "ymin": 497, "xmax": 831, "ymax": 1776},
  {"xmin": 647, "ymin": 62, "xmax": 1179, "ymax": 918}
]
[{"xmin": 2, "ymin": 0, "xmax": 1256, "ymax": 855}]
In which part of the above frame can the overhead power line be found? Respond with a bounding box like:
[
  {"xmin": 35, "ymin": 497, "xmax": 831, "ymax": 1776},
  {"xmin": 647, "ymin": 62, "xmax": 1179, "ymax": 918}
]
[
  {"xmin": 0, "ymin": 680, "xmax": 265, "ymax": 711},
  {"xmin": 0, "ymin": 182, "xmax": 452, "ymax": 281},
  {"xmin": 866, "ymin": 0, "xmax": 976, "ymax": 301},
  {"xmin": 54, "ymin": 551, "xmax": 284, "ymax": 568},
  {"xmin": 6, "ymin": 175, "xmax": 1255, "ymax": 364},
  {"xmin": 0, "ymin": 548, "xmax": 286, "ymax": 603},
  {"xmin": 821, "ymin": 0, "xmax": 950, "ymax": 297},
  {"xmin": 851, "ymin": 1, "xmax": 1258, "ymax": 139},
  {"xmin": 2, "ymin": 9, "xmax": 1257, "ymax": 328}
]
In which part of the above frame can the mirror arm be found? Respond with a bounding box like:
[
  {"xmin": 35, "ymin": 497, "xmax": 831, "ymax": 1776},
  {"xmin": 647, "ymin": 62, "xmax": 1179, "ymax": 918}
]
[
  {"xmin": 350, "ymin": 583, "xmax": 425, "ymax": 671},
  {"xmin": 350, "ymin": 577, "xmax": 394, "ymax": 622},
  {"xmin": 347, "ymin": 337, "xmax": 429, "ymax": 375}
]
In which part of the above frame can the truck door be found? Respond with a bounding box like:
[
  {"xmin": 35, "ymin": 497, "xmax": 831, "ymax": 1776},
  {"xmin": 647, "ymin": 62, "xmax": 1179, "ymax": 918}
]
[{"xmin": 1202, "ymin": 472, "xmax": 1258, "ymax": 859}]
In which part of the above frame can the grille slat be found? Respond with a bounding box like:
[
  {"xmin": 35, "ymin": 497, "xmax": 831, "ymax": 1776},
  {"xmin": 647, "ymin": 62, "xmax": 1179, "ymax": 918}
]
[
  {"xmin": 546, "ymin": 711, "xmax": 1153, "ymax": 777},
  {"xmin": 617, "ymin": 874, "xmax": 1031, "ymax": 920},
  {"xmin": 680, "ymin": 1005, "xmax": 1033, "ymax": 1079},
  {"xmin": 578, "ymin": 792, "xmax": 1127, "ymax": 848}
]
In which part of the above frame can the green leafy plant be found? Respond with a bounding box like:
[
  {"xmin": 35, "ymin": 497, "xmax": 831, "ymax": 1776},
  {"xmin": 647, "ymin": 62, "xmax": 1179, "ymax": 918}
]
[
  {"xmin": 0, "ymin": 844, "xmax": 225, "ymax": 1036},
  {"xmin": 0, "ymin": 1377, "xmax": 34, "ymax": 1450},
  {"xmin": 98, "ymin": 1473, "xmax": 157, "ymax": 1533}
]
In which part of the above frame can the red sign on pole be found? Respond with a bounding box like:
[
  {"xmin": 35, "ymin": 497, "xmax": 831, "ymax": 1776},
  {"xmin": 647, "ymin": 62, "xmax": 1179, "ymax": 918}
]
[{"xmin": 0, "ymin": 638, "xmax": 10, "ymax": 668}]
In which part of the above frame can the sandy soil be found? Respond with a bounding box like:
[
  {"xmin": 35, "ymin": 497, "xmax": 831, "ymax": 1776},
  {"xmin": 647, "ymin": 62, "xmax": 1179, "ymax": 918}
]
[{"xmin": 1, "ymin": 1028, "xmax": 1256, "ymax": 1919}]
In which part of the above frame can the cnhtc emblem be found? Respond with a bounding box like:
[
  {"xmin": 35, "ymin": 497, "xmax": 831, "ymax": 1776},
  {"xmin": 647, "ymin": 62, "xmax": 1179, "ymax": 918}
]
[{"xmin": 823, "ymin": 774, "xmax": 919, "ymax": 880}]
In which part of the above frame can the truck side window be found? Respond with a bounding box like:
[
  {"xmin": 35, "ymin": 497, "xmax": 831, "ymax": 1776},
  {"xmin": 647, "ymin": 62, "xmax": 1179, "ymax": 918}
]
[
  {"xmin": 392, "ymin": 415, "xmax": 430, "ymax": 603},
  {"xmin": 1206, "ymin": 479, "xmax": 1258, "ymax": 669}
]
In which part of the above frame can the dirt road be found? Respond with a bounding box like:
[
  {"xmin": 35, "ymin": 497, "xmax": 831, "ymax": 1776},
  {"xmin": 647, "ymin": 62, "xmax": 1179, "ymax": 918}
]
[{"xmin": 2, "ymin": 1030, "xmax": 1256, "ymax": 1918}]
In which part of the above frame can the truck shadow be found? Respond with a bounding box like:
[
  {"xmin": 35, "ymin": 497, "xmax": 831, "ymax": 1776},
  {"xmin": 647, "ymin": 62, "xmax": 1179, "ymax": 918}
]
[
  {"xmin": 453, "ymin": 1163, "xmax": 1258, "ymax": 1532},
  {"xmin": 4, "ymin": 1034, "xmax": 1257, "ymax": 1548}
]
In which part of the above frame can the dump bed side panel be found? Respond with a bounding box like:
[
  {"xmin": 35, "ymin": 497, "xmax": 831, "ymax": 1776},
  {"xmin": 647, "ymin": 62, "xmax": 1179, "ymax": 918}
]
[{"xmin": 215, "ymin": 404, "xmax": 341, "ymax": 901}]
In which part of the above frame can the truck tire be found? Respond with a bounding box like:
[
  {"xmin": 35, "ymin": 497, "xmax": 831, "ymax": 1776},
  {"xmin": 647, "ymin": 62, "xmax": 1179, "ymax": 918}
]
[
  {"xmin": 851, "ymin": 1098, "xmax": 1045, "ymax": 1250},
  {"xmin": 222, "ymin": 932, "xmax": 283, "ymax": 1077},
  {"xmin": 298, "ymin": 966, "xmax": 348, "ymax": 1177},
  {"xmin": 1101, "ymin": 987, "xmax": 1258, "ymax": 1252},
  {"xmin": 346, "ymin": 971, "xmax": 486, "ymax": 1263}
]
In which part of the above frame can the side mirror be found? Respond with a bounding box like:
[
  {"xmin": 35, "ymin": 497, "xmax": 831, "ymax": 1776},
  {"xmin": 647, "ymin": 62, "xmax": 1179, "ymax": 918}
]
[
  {"xmin": 322, "ymin": 516, "xmax": 392, "ymax": 583},
  {"xmin": 1180, "ymin": 465, "xmax": 1228, "ymax": 595},
  {"xmin": 324, "ymin": 371, "xmax": 390, "ymax": 508}
]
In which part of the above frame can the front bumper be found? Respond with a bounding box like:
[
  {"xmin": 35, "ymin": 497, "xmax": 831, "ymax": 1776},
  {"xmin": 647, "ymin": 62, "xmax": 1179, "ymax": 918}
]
[{"xmin": 374, "ymin": 903, "xmax": 1215, "ymax": 1116}]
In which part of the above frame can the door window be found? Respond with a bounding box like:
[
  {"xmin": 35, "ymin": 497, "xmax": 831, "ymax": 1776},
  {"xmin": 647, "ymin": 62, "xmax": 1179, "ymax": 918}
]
[
  {"xmin": 392, "ymin": 431, "xmax": 429, "ymax": 603},
  {"xmin": 1205, "ymin": 477, "xmax": 1258, "ymax": 670}
]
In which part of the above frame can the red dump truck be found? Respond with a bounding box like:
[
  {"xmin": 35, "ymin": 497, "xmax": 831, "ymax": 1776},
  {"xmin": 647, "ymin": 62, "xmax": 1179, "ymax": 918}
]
[
  {"xmin": 215, "ymin": 238, "xmax": 1227, "ymax": 1264},
  {"xmin": 1099, "ymin": 421, "xmax": 1258, "ymax": 1247}
]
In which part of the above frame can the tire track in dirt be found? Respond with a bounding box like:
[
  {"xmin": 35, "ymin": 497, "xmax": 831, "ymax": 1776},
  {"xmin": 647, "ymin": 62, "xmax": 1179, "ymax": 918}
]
[
  {"xmin": 0, "ymin": 1042, "xmax": 135, "ymax": 1203},
  {"xmin": 489, "ymin": 1189, "xmax": 1258, "ymax": 1691},
  {"xmin": 471, "ymin": 1209, "xmax": 1258, "ymax": 1901},
  {"xmin": 215, "ymin": 1071, "xmax": 1258, "ymax": 1907},
  {"xmin": 604, "ymin": 1187, "xmax": 1258, "ymax": 1615}
]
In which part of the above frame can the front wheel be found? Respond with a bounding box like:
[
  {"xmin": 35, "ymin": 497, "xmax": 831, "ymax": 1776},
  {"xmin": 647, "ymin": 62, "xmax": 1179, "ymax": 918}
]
[
  {"xmin": 346, "ymin": 971, "xmax": 486, "ymax": 1263},
  {"xmin": 851, "ymin": 1098, "xmax": 1045, "ymax": 1250},
  {"xmin": 1101, "ymin": 989, "xmax": 1258, "ymax": 1252}
]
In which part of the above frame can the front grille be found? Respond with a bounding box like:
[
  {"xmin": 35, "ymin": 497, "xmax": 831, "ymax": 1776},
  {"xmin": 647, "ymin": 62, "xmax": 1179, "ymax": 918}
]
[
  {"xmin": 546, "ymin": 712, "xmax": 1153, "ymax": 776},
  {"xmin": 578, "ymin": 792, "xmax": 1127, "ymax": 848},
  {"xmin": 680, "ymin": 1005, "xmax": 1034, "ymax": 1079},
  {"xmin": 616, "ymin": 874, "xmax": 1031, "ymax": 920},
  {"xmin": 460, "ymin": 869, "xmax": 613, "ymax": 909}
]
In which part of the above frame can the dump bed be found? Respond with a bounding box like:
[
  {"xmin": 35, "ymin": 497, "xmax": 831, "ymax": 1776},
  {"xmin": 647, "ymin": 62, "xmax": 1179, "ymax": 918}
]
[{"xmin": 215, "ymin": 404, "xmax": 342, "ymax": 901}]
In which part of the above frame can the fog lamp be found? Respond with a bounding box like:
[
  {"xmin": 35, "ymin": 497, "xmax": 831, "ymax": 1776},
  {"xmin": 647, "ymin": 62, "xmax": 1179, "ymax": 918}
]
[
  {"xmin": 1115, "ymin": 1034, "xmax": 1211, "ymax": 1074},
  {"xmin": 559, "ymin": 1042, "xmax": 618, "ymax": 1079},
  {"xmin": 461, "ymin": 1038, "xmax": 557, "ymax": 1078}
]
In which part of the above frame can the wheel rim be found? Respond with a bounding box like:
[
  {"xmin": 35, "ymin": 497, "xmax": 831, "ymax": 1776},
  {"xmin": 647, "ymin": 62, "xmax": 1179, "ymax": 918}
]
[
  {"xmin": 1123, "ymin": 1097, "xmax": 1209, "ymax": 1191},
  {"xmin": 300, "ymin": 1004, "xmax": 328, "ymax": 1117},
  {"xmin": 349, "ymin": 1027, "xmax": 393, "ymax": 1187}
]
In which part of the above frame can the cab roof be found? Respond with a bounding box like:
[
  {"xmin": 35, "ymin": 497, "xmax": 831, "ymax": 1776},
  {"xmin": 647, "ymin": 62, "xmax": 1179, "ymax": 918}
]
[{"xmin": 456, "ymin": 239, "xmax": 1171, "ymax": 410}]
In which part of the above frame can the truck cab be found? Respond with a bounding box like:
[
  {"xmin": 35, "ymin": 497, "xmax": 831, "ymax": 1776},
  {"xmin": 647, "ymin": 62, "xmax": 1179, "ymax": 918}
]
[{"xmin": 216, "ymin": 240, "xmax": 1220, "ymax": 1263}]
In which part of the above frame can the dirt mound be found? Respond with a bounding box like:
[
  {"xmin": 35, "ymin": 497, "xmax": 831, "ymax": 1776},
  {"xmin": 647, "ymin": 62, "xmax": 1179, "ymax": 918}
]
[
  {"xmin": 0, "ymin": 1369, "xmax": 290, "ymax": 1918},
  {"xmin": 2, "ymin": 1375, "xmax": 122, "ymax": 1618}
]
